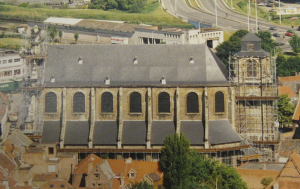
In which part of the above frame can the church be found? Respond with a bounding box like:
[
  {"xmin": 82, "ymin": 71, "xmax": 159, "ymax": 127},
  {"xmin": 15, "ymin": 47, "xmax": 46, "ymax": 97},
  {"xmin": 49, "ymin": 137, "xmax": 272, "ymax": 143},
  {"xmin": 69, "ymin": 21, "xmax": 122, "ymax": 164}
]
[{"xmin": 39, "ymin": 33, "xmax": 276, "ymax": 163}]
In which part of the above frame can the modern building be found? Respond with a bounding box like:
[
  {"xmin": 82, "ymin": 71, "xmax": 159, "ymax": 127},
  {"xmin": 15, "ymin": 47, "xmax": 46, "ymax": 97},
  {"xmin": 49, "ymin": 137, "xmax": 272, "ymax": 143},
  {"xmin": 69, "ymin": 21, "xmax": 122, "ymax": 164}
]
[
  {"xmin": 0, "ymin": 52, "xmax": 26, "ymax": 92},
  {"xmin": 27, "ymin": 17, "xmax": 223, "ymax": 48}
]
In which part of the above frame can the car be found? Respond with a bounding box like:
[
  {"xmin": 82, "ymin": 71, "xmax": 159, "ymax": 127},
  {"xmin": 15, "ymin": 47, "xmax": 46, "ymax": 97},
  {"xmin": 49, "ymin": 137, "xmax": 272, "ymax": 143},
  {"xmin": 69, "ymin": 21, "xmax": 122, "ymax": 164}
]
[
  {"xmin": 269, "ymin": 8, "xmax": 276, "ymax": 12},
  {"xmin": 276, "ymin": 42, "xmax": 284, "ymax": 46},
  {"xmin": 270, "ymin": 26, "xmax": 277, "ymax": 30},
  {"xmin": 273, "ymin": 33, "xmax": 280, "ymax": 37},
  {"xmin": 287, "ymin": 29, "xmax": 295, "ymax": 33},
  {"xmin": 285, "ymin": 32, "xmax": 294, "ymax": 36}
]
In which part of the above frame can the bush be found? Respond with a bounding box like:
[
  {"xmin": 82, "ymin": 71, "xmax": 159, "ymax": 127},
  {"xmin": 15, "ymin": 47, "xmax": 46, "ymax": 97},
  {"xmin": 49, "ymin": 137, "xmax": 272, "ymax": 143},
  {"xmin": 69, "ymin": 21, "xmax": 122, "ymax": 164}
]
[
  {"xmin": 237, "ymin": 1, "xmax": 247, "ymax": 9},
  {"xmin": 261, "ymin": 177, "xmax": 273, "ymax": 188}
]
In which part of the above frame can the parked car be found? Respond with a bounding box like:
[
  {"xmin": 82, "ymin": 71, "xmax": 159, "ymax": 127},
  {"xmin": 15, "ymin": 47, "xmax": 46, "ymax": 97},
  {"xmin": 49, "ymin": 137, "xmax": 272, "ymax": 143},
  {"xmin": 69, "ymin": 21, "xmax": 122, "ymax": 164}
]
[
  {"xmin": 273, "ymin": 33, "xmax": 280, "ymax": 37},
  {"xmin": 269, "ymin": 8, "xmax": 276, "ymax": 12},
  {"xmin": 285, "ymin": 32, "xmax": 294, "ymax": 36},
  {"xmin": 287, "ymin": 29, "xmax": 295, "ymax": 33},
  {"xmin": 270, "ymin": 26, "xmax": 277, "ymax": 30},
  {"xmin": 276, "ymin": 42, "xmax": 284, "ymax": 46}
]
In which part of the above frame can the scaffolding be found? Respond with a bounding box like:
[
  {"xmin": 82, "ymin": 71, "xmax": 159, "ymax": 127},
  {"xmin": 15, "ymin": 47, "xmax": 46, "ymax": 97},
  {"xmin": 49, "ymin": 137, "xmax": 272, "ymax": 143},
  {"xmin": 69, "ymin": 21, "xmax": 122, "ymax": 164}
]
[
  {"xmin": 19, "ymin": 23, "xmax": 47, "ymax": 136},
  {"xmin": 229, "ymin": 51, "xmax": 279, "ymax": 161}
]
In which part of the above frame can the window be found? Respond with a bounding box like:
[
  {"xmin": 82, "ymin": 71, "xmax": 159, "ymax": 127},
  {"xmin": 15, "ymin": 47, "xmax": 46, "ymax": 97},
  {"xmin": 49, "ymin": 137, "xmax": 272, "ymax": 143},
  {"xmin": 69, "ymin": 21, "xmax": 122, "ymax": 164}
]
[
  {"xmin": 187, "ymin": 92, "xmax": 199, "ymax": 113},
  {"xmin": 94, "ymin": 174, "xmax": 100, "ymax": 180},
  {"xmin": 8, "ymin": 59, "xmax": 12, "ymax": 63},
  {"xmin": 73, "ymin": 92, "xmax": 85, "ymax": 113},
  {"xmin": 14, "ymin": 58, "xmax": 20, "ymax": 62},
  {"xmin": 45, "ymin": 92, "xmax": 57, "ymax": 113},
  {"xmin": 48, "ymin": 147, "xmax": 54, "ymax": 154},
  {"xmin": 48, "ymin": 165, "xmax": 56, "ymax": 172},
  {"xmin": 247, "ymin": 60, "xmax": 257, "ymax": 77},
  {"xmin": 60, "ymin": 185, "xmax": 65, "ymax": 188},
  {"xmin": 158, "ymin": 92, "xmax": 170, "ymax": 113},
  {"xmin": 215, "ymin": 91, "xmax": 224, "ymax": 113},
  {"xmin": 14, "ymin": 69, "xmax": 21, "ymax": 75},
  {"xmin": 101, "ymin": 92, "xmax": 113, "ymax": 113},
  {"xmin": 130, "ymin": 92, "xmax": 142, "ymax": 113},
  {"xmin": 50, "ymin": 184, "xmax": 54, "ymax": 188},
  {"xmin": 247, "ymin": 42, "xmax": 254, "ymax": 51},
  {"xmin": 3, "ymin": 60, "xmax": 7, "ymax": 64},
  {"xmin": 4, "ymin": 71, "xmax": 12, "ymax": 76}
]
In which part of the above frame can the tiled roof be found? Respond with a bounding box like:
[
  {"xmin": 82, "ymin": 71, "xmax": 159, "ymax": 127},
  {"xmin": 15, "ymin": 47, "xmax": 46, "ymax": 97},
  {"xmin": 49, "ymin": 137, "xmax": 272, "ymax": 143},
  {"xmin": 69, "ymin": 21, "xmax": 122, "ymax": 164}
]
[
  {"xmin": 73, "ymin": 154, "xmax": 162, "ymax": 189},
  {"xmin": 237, "ymin": 169, "xmax": 279, "ymax": 189},
  {"xmin": 0, "ymin": 149, "xmax": 17, "ymax": 175},
  {"xmin": 241, "ymin": 32, "xmax": 261, "ymax": 42},
  {"xmin": 0, "ymin": 91, "xmax": 8, "ymax": 122},
  {"xmin": 292, "ymin": 98, "xmax": 300, "ymax": 121},
  {"xmin": 278, "ymin": 75, "xmax": 300, "ymax": 83},
  {"xmin": 32, "ymin": 173, "xmax": 57, "ymax": 181},
  {"xmin": 267, "ymin": 151, "xmax": 300, "ymax": 189},
  {"xmin": 278, "ymin": 86, "xmax": 296, "ymax": 98}
]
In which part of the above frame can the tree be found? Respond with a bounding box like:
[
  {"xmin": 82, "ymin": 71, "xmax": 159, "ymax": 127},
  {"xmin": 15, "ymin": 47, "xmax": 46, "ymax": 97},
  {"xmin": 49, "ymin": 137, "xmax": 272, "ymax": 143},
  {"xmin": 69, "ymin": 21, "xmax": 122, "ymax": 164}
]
[
  {"xmin": 131, "ymin": 181, "xmax": 154, "ymax": 189},
  {"xmin": 160, "ymin": 134, "xmax": 248, "ymax": 189},
  {"xmin": 289, "ymin": 33, "xmax": 300, "ymax": 53},
  {"xmin": 58, "ymin": 30, "xmax": 62, "ymax": 43},
  {"xmin": 74, "ymin": 33, "xmax": 79, "ymax": 44},
  {"xmin": 278, "ymin": 94, "xmax": 295, "ymax": 127},
  {"xmin": 261, "ymin": 177, "xmax": 273, "ymax": 189},
  {"xmin": 216, "ymin": 30, "xmax": 277, "ymax": 69},
  {"xmin": 160, "ymin": 133, "xmax": 192, "ymax": 189},
  {"xmin": 48, "ymin": 25, "xmax": 57, "ymax": 42}
]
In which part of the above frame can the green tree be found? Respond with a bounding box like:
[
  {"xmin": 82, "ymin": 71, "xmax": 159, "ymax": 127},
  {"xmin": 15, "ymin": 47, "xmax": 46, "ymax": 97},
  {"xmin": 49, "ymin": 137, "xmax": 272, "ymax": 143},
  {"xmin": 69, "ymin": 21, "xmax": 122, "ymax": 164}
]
[
  {"xmin": 48, "ymin": 25, "xmax": 57, "ymax": 42},
  {"xmin": 131, "ymin": 181, "xmax": 154, "ymax": 189},
  {"xmin": 160, "ymin": 133, "xmax": 192, "ymax": 189},
  {"xmin": 261, "ymin": 177, "xmax": 273, "ymax": 189},
  {"xmin": 289, "ymin": 33, "xmax": 300, "ymax": 53},
  {"xmin": 74, "ymin": 33, "xmax": 79, "ymax": 44},
  {"xmin": 278, "ymin": 94, "xmax": 295, "ymax": 127},
  {"xmin": 58, "ymin": 30, "xmax": 62, "ymax": 43}
]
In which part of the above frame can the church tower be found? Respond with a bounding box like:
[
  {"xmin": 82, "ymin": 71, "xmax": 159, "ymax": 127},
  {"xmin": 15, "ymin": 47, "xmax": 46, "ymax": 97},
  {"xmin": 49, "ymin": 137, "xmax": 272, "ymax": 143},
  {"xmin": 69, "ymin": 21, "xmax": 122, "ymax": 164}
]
[{"xmin": 231, "ymin": 32, "xmax": 278, "ymax": 160}]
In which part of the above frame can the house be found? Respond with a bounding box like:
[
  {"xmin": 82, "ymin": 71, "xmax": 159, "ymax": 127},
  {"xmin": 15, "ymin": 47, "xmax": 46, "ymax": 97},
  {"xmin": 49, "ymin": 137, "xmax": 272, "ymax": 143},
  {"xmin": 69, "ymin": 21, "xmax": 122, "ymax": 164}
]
[
  {"xmin": 72, "ymin": 154, "xmax": 162, "ymax": 188},
  {"xmin": 266, "ymin": 151, "xmax": 300, "ymax": 189}
]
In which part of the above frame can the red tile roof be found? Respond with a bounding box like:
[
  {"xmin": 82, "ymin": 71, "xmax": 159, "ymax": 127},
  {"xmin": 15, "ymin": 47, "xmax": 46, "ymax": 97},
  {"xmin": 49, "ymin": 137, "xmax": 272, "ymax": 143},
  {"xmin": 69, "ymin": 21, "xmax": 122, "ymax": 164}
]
[
  {"xmin": 74, "ymin": 154, "xmax": 162, "ymax": 189},
  {"xmin": 293, "ymin": 99, "xmax": 300, "ymax": 121},
  {"xmin": 278, "ymin": 86, "xmax": 296, "ymax": 98},
  {"xmin": 278, "ymin": 76, "xmax": 300, "ymax": 84}
]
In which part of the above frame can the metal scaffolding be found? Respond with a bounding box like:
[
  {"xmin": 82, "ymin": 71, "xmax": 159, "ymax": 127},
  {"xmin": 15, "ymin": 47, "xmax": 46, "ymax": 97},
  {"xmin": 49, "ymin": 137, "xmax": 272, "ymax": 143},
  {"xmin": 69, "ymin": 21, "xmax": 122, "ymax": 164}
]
[{"xmin": 229, "ymin": 51, "xmax": 279, "ymax": 161}]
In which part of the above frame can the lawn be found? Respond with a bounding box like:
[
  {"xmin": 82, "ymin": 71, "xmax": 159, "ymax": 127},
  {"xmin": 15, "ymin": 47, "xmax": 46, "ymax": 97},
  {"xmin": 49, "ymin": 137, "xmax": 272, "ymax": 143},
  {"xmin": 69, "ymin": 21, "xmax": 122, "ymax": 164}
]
[
  {"xmin": 0, "ymin": 0, "xmax": 193, "ymax": 28},
  {"xmin": 0, "ymin": 38, "xmax": 25, "ymax": 50}
]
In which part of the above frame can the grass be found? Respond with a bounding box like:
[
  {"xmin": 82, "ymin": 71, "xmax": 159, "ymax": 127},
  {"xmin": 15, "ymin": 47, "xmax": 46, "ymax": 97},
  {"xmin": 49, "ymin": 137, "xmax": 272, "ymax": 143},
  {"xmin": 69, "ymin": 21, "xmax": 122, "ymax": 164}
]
[
  {"xmin": 224, "ymin": 30, "xmax": 235, "ymax": 41},
  {"xmin": 0, "ymin": 0, "xmax": 193, "ymax": 28},
  {"xmin": 224, "ymin": 0, "xmax": 300, "ymax": 27},
  {"xmin": 0, "ymin": 38, "xmax": 25, "ymax": 49}
]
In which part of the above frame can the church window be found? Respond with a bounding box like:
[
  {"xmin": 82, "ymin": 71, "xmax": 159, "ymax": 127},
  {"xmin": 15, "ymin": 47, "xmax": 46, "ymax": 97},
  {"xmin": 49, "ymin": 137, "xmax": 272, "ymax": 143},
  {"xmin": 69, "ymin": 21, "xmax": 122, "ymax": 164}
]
[
  {"xmin": 45, "ymin": 92, "xmax": 57, "ymax": 113},
  {"xmin": 247, "ymin": 42, "xmax": 254, "ymax": 51},
  {"xmin": 158, "ymin": 92, "xmax": 170, "ymax": 113},
  {"xmin": 187, "ymin": 92, "xmax": 199, "ymax": 113},
  {"xmin": 94, "ymin": 174, "xmax": 100, "ymax": 180},
  {"xmin": 73, "ymin": 92, "xmax": 85, "ymax": 113},
  {"xmin": 101, "ymin": 92, "xmax": 113, "ymax": 113},
  {"xmin": 130, "ymin": 92, "xmax": 142, "ymax": 113},
  {"xmin": 215, "ymin": 91, "xmax": 224, "ymax": 113},
  {"xmin": 247, "ymin": 60, "xmax": 257, "ymax": 77}
]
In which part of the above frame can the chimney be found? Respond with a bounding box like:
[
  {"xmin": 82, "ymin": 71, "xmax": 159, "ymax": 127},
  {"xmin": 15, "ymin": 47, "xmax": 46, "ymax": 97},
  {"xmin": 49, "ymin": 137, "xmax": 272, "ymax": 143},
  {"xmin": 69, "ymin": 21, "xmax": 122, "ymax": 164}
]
[
  {"xmin": 104, "ymin": 76, "xmax": 110, "ymax": 85},
  {"xmin": 125, "ymin": 157, "xmax": 132, "ymax": 164}
]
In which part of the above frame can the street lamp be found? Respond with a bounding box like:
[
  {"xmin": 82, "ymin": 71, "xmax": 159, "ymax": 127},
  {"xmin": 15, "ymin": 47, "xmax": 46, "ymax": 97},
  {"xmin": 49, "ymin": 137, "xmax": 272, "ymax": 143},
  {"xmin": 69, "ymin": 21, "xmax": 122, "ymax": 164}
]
[
  {"xmin": 279, "ymin": 0, "xmax": 281, "ymax": 24},
  {"xmin": 215, "ymin": 0, "xmax": 218, "ymax": 26}
]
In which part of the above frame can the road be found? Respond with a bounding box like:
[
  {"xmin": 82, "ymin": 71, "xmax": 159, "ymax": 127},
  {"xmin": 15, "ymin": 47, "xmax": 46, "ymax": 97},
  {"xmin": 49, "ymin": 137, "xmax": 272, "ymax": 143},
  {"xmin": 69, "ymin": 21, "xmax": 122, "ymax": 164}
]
[{"xmin": 162, "ymin": 0, "xmax": 291, "ymax": 31}]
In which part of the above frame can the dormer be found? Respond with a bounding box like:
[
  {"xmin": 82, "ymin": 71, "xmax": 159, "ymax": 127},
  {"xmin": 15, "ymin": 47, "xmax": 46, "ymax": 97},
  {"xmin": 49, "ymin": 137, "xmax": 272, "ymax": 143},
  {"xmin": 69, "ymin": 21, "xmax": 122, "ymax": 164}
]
[
  {"xmin": 241, "ymin": 32, "xmax": 261, "ymax": 51},
  {"xmin": 128, "ymin": 169, "xmax": 137, "ymax": 179}
]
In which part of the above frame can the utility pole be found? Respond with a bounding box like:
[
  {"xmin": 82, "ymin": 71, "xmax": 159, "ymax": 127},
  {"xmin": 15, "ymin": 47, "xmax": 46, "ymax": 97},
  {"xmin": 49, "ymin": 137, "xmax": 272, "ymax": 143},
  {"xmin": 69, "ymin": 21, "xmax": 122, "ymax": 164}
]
[
  {"xmin": 248, "ymin": 0, "xmax": 250, "ymax": 31},
  {"xmin": 255, "ymin": 0, "xmax": 258, "ymax": 32},
  {"xmin": 215, "ymin": 0, "xmax": 218, "ymax": 26},
  {"xmin": 175, "ymin": 0, "xmax": 177, "ymax": 15},
  {"xmin": 279, "ymin": 0, "xmax": 281, "ymax": 24}
]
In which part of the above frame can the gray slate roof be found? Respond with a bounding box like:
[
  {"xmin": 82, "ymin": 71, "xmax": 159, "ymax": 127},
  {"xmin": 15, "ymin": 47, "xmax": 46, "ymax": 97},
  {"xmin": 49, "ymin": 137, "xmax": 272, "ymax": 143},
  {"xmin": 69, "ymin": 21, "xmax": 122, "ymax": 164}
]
[
  {"xmin": 209, "ymin": 119, "xmax": 241, "ymax": 144},
  {"xmin": 238, "ymin": 162, "xmax": 285, "ymax": 171},
  {"xmin": 93, "ymin": 121, "xmax": 118, "ymax": 145},
  {"xmin": 42, "ymin": 121, "xmax": 61, "ymax": 143},
  {"xmin": 122, "ymin": 121, "xmax": 147, "ymax": 145},
  {"xmin": 45, "ymin": 44, "xmax": 229, "ymax": 87},
  {"xmin": 64, "ymin": 121, "xmax": 89, "ymax": 145},
  {"xmin": 180, "ymin": 121, "xmax": 204, "ymax": 145},
  {"xmin": 234, "ymin": 50, "xmax": 269, "ymax": 58},
  {"xmin": 241, "ymin": 32, "xmax": 261, "ymax": 42},
  {"xmin": 151, "ymin": 121, "xmax": 176, "ymax": 145}
]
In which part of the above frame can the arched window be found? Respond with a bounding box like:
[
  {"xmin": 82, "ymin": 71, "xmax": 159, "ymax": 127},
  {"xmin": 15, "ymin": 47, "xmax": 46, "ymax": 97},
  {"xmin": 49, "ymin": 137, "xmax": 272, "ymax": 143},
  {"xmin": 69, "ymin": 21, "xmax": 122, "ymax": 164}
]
[
  {"xmin": 247, "ymin": 60, "xmax": 257, "ymax": 77},
  {"xmin": 158, "ymin": 92, "xmax": 170, "ymax": 113},
  {"xmin": 130, "ymin": 92, "xmax": 142, "ymax": 113},
  {"xmin": 187, "ymin": 92, "xmax": 199, "ymax": 113},
  {"xmin": 101, "ymin": 92, "xmax": 113, "ymax": 113},
  {"xmin": 73, "ymin": 92, "xmax": 85, "ymax": 113},
  {"xmin": 45, "ymin": 92, "xmax": 57, "ymax": 113},
  {"xmin": 215, "ymin": 91, "xmax": 224, "ymax": 113},
  {"xmin": 247, "ymin": 42, "xmax": 254, "ymax": 51}
]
